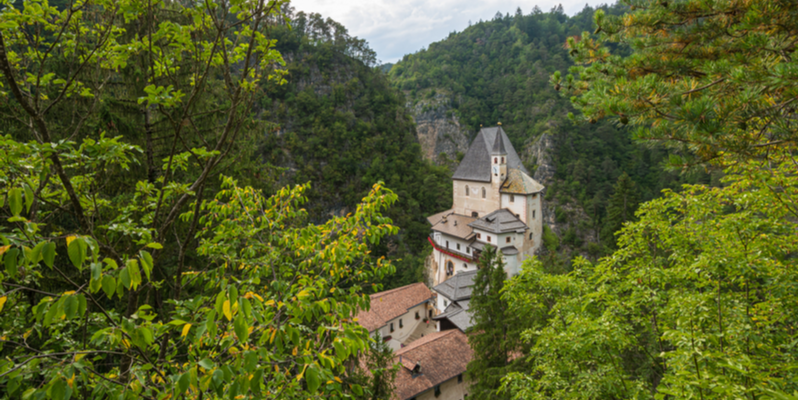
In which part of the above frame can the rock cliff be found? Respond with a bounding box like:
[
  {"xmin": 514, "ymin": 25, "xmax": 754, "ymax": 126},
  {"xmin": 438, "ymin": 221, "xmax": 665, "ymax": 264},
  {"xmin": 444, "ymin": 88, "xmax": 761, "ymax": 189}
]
[{"xmin": 407, "ymin": 92, "xmax": 470, "ymax": 164}]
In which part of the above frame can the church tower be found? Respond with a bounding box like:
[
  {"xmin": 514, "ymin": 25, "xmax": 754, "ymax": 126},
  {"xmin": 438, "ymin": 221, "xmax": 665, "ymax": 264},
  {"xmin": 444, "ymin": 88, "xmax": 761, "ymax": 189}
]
[{"xmin": 490, "ymin": 129, "xmax": 507, "ymax": 201}]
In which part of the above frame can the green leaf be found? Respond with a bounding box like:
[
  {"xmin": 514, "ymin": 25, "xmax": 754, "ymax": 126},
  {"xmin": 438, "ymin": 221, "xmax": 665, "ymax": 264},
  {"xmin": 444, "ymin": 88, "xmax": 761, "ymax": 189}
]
[
  {"xmin": 146, "ymin": 242, "xmax": 163, "ymax": 249},
  {"xmin": 49, "ymin": 377, "xmax": 65, "ymax": 400},
  {"xmin": 351, "ymin": 383, "xmax": 363, "ymax": 396},
  {"xmin": 250, "ymin": 368, "xmax": 263, "ymax": 395},
  {"xmin": 90, "ymin": 262, "xmax": 102, "ymax": 282},
  {"xmin": 4, "ymin": 247, "xmax": 18, "ymax": 278},
  {"xmin": 119, "ymin": 267, "xmax": 131, "ymax": 289},
  {"xmin": 42, "ymin": 242, "xmax": 56, "ymax": 268},
  {"xmin": 178, "ymin": 372, "xmax": 190, "ymax": 394},
  {"xmin": 8, "ymin": 187, "xmax": 22, "ymax": 216},
  {"xmin": 101, "ymin": 275, "xmax": 116, "ymax": 299},
  {"xmin": 23, "ymin": 184, "xmax": 33, "ymax": 213},
  {"xmin": 127, "ymin": 259, "xmax": 141, "ymax": 289},
  {"xmin": 44, "ymin": 300, "xmax": 59, "ymax": 327},
  {"xmin": 30, "ymin": 241, "xmax": 46, "ymax": 264},
  {"xmin": 64, "ymin": 295, "xmax": 78, "ymax": 319},
  {"xmin": 139, "ymin": 250, "xmax": 153, "ymax": 281},
  {"xmin": 305, "ymin": 365, "xmax": 320, "ymax": 393},
  {"xmin": 333, "ymin": 340, "xmax": 347, "ymax": 361},
  {"xmin": 198, "ymin": 358, "xmax": 215, "ymax": 370},
  {"xmin": 77, "ymin": 294, "xmax": 86, "ymax": 317},
  {"xmin": 234, "ymin": 314, "xmax": 249, "ymax": 343},
  {"xmin": 67, "ymin": 237, "xmax": 85, "ymax": 269}
]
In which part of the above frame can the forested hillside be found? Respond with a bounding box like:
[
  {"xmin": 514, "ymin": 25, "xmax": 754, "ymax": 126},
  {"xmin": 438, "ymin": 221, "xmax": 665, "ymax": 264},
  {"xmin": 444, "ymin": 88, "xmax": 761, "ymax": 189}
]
[
  {"xmin": 257, "ymin": 11, "xmax": 452, "ymax": 287},
  {"xmin": 388, "ymin": 4, "xmax": 714, "ymax": 259}
]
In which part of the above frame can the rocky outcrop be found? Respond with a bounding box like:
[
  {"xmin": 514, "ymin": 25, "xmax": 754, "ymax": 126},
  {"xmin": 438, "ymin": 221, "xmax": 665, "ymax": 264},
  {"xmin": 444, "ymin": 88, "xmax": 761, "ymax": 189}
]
[{"xmin": 408, "ymin": 92, "xmax": 470, "ymax": 164}]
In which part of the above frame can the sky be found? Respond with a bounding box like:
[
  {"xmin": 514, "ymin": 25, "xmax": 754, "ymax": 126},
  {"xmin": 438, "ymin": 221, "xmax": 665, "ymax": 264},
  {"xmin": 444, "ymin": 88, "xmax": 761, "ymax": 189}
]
[{"xmin": 289, "ymin": 0, "xmax": 612, "ymax": 64}]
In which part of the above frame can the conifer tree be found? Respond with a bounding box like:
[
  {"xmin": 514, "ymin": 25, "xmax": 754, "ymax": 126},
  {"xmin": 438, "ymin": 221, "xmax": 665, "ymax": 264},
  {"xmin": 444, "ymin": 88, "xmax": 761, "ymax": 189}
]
[
  {"xmin": 602, "ymin": 172, "xmax": 638, "ymax": 247},
  {"xmin": 467, "ymin": 247, "xmax": 529, "ymax": 399}
]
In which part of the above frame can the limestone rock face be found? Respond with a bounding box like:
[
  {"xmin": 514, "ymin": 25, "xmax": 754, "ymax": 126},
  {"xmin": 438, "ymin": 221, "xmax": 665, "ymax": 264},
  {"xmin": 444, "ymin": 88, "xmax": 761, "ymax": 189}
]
[{"xmin": 408, "ymin": 93, "xmax": 470, "ymax": 163}]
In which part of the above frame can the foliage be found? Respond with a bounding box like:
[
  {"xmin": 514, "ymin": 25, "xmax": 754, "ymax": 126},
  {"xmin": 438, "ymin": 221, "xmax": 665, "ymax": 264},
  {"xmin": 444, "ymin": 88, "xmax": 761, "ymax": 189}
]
[
  {"xmin": 502, "ymin": 158, "xmax": 797, "ymax": 399},
  {"xmin": 258, "ymin": 10, "xmax": 452, "ymax": 289},
  {"xmin": 502, "ymin": 0, "xmax": 798, "ymax": 398},
  {"xmin": 351, "ymin": 331, "xmax": 400, "ymax": 400},
  {"xmin": 601, "ymin": 172, "xmax": 638, "ymax": 248},
  {"xmin": 0, "ymin": 1, "xmax": 401, "ymax": 399},
  {"xmin": 553, "ymin": 0, "xmax": 798, "ymax": 164},
  {"xmin": 466, "ymin": 247, "xmax": 528, "ymax": 399}
]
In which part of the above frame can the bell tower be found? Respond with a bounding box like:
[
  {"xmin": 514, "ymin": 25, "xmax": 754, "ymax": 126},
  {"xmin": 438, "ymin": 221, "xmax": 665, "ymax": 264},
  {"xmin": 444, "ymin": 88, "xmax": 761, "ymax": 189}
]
[{"xmin": 490, "ymin": 127, "xmax": 507, "ymax": 185}]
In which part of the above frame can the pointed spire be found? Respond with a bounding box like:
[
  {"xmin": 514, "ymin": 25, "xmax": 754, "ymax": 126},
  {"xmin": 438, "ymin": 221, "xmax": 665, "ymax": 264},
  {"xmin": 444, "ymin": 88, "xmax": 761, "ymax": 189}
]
[{"xmin": 491, "ymin": 129, "xmax": 506, "ymax": 155}]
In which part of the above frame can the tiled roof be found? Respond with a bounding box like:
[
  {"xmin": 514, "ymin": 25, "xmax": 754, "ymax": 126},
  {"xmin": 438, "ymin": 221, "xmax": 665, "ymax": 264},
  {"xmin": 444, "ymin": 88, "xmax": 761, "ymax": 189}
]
[
  {"xmin": 469, "ymin": 208, "xmax": 528, "ymax": 234},
  {"xmin": 491, "ymin": 129, "xmax": 506, "ymax": 154},
  {"xmin": 357, "ymin": 283, "xmax": 432, "ymax": 332},
  {"xmin": 431, "ymin": 299, "xmax": 474, "ymax": 332},
  {"xmin": 428, "ymin": 211, "xmax": 477, "ymax": 240},
  {"xmin": 452, "ymin": 127, "xmax": 528, "ymax": 182},
  {"xmin": 392, "ymin": 330, "xmax": 473, "ymax": 400},
  {"xmin": 501, "ymin": 246, "xmax": 519, "ymax": 255},
  {"xmin": 500, "ymin": 168, "xmax": 544, "ymax": 194},
  {"xmin": 432, "ymin": 270, "xmax": 477, "ymax": 301}
]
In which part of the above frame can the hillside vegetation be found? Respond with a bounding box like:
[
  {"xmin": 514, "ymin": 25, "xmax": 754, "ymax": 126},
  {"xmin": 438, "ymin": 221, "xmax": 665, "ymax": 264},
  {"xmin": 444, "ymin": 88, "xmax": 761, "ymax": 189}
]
[
  {"xmin": 258, "ymin": 11, "xmax": 452, "ymax": 287},
  {"xmin": 388, "ymin": 4, "xmax": 714, "ymax": 257}
]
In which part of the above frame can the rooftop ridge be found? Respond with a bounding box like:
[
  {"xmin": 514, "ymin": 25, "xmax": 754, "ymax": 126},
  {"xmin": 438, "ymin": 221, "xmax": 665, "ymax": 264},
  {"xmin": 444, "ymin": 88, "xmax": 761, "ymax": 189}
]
[
  {"xmin": 368, "ymin": 282, "xmax": 428, "ymax": 300},
  {"xmin": 394, "ymin": 330, "xmax": 458, "ymax": 355}
]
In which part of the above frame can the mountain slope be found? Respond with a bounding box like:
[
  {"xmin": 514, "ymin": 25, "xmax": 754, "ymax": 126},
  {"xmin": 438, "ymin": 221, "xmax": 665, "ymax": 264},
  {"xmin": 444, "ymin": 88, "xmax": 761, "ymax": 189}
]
[
  {"xmin": 389, "ymin": 4, "xmax": 714, "ymax": 261},
  {"xmin": 258, "ymin": 11, "xmax": 451, "ymax": 287}
]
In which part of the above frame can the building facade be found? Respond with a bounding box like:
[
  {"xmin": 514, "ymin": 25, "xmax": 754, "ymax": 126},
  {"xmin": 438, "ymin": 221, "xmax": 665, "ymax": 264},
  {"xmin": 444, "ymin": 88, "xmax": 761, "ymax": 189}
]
[{"xmin": 427, "ymin": 126, "xmax": 544, "ymax": 289}]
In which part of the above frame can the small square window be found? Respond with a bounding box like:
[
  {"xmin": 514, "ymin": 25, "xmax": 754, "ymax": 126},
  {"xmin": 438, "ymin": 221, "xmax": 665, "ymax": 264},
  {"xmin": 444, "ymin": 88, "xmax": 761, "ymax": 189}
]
[
  {"xmin": 506, "ymin": 237, "xmax": 511, "ymax": 243},
  {"xmin": 458, "ymin": 374, "xmax": 463, "ymax": 383},
  {"xmin": 457, "ymin": 243, "xmax": 461, "ymax": 250},
  {"xmin": 477, "ymin": 233, "xmax": 481, "ymax": 239},
  {"xmin": 510, "ymin": 195, "xmax": 515, "ymax": 203},
  {"xmin": 487, "ymin": 236, "xmax": 491, "ymax": 243}
]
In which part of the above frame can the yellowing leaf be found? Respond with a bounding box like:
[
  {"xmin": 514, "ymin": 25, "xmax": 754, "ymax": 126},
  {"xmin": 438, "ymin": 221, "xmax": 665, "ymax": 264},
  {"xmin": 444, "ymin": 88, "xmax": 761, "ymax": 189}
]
[
  {"xmin": 66, "ymin": 235, "xmax": 77, "ymax": 247},
  {"xmin": 75, "ymin": 353, "xmax": 87, "ymax": 361},
  {"xmin": 223, "ymin": 300, "xmax": 232, "ymax": 321},
  {"xmin": 0, "ymin": 296, "xmax": 6, "ymax": 312},
  {"xmin": 181, "ymin": 323, "xmax": 192, "ymax": 338},
  {"xmin": 0, "ymin": 245, "xmax": 10, "ymax": 256},
  {"xmin": 297, "ymin": 290, "xmax": 310, "ymax": 298},
  {"xmin": 23, "ymin": 329, "xmax": 32, "ymax": 339}
]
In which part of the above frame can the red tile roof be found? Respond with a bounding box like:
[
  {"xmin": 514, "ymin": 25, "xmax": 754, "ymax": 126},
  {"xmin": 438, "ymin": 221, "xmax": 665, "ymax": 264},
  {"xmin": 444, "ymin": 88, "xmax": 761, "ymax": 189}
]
[
  {"xmin": 392, "ymin": 330, "xmax": 473, "ymax": 400},
  {"xmin": 357, "ymin": 283, "xmax": 432, "ymax": 332}
]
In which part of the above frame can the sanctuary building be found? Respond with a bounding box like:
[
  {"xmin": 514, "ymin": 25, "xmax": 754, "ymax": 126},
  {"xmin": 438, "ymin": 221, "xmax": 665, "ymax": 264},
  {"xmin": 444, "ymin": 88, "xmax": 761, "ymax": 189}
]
[{"xmin": 427, "ymin": 126, "xmax": 544, "ymax": 287}]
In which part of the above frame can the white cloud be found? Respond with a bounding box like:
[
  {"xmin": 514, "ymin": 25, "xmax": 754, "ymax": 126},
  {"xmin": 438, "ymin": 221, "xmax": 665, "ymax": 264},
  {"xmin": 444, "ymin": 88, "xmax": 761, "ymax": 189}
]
[{"xmin": 289, "ymin": 0, "xmax": 611, "ymax": 63}]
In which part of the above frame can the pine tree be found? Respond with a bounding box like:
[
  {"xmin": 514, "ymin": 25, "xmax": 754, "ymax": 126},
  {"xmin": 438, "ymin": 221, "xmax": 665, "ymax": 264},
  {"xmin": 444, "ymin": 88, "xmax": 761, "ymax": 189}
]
[
  {"xmin": 364, "ymin": 332, "xmax": 399, "ymax": 400},
  {"xmin": 602, "ymin": 172, "xmax": 638, "ymax": 248},
  {"xmin": 467, "ymin": 247, "xmax": 529, "ymax": 399}
]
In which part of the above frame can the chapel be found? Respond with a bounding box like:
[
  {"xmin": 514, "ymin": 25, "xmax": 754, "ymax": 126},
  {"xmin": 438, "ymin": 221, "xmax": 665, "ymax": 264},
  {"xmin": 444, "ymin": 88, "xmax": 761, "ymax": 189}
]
[{"xmin": 427, "ymin": 126, "xmax": 544, "ymax": 287}]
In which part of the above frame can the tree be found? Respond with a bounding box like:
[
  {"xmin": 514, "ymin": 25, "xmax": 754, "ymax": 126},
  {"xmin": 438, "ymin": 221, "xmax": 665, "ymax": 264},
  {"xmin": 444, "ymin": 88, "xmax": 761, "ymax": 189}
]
[
  {"xmin": 0, "ymin": 1, "xmax": 401, "ymax": 398},
  {"xmin": 601, "ymin": 172, "xmax": 638, "ymax": 248},
  {"xmin": 467, "ymin": 247, "xmax": 528, "ymax": 399},
  {"xmin": 351, "ymin": 332, "xmax": 399, "ymax": 400},
  {"xmin": 502, "ymin": 159, "xmax": 797, "ymax": 399},
  {"xmin": 553, "ymin": 0, "xmax": 798, "ymax": 164}
]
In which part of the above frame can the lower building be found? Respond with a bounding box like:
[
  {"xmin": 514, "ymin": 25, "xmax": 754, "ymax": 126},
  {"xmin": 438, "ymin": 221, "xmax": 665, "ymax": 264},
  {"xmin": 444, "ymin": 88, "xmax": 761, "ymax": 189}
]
[
  {"xmin": 392, "ymin": 330, "xmax": 472, "ymax": 400},
  {"xmin": 356, "ymin": 282, "xmax": 436, "ymax": 351}
]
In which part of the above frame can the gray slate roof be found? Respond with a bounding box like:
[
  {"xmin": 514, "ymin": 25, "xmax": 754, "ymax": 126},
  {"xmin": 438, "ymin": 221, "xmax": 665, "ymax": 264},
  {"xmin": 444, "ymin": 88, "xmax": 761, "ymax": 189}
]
[
  {"xmin": 432, "ymin": 299, "xmax": 474, "ymax": 332},
  {"xmin": 468, "ymin": 208, "xmax": 529, "ymax": 234},
  {"xmin": 432, "ymin": 270, "xmax": 477, "ymax": 301},
  {"xmin": 452, "ymin": 127, "xmax": 528, "ymax": 183},
  {"xmin": 491, "ymin": 129, "xmax": 506, "ymax": 154}
]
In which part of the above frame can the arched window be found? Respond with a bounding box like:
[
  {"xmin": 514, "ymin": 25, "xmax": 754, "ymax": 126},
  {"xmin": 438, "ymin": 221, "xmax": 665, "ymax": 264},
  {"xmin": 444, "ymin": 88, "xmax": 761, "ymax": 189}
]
[
  {"xmin": 502, "ymin": 157, "xmax": 505, "ymax": 163},
  {"xmin": 463, "ymin": 263, "xmax": 468, "ymax": 269},
  {"xmin": 465, "ymin": 185, "xmax": 469, "ymax": 196},
  {"xmin": 482, "ymin": 187, "xmax": 486, "ymax": 198},
  {"xmin": 494, "ymin": 157, "xmax": 497, "ymax": 164},
  {"xmin": 446, "ymin": 261, "xmax": 454, "ymax": 276}
]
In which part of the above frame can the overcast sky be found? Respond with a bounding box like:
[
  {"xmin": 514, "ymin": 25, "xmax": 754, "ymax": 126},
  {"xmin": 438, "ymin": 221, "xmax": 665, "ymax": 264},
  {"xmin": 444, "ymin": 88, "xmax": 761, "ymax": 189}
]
[{"xmin": 290, "ymin": 0, "xmax": 612, "ymax": 64}]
